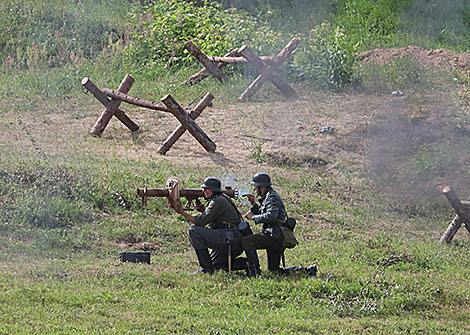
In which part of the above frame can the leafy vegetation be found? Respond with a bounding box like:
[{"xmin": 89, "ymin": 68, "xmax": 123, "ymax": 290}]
[{"xmin": 2, "ymin": 0, "xmax": 470, "ymax": 334}]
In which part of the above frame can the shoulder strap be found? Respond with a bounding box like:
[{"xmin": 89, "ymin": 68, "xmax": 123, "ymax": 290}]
[{"xmin": 221, "ymin": 193, "xmax": 243, "ymax": 221}]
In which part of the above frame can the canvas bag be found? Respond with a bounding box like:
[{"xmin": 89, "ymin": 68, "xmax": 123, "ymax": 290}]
[{"xmin": 281, "ymin": 217, "xmax": 298, "ymax": 249}]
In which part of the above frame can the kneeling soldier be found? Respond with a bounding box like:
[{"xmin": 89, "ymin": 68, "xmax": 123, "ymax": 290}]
[
  {"xmin": 173, "ymin": 177, "xmax": 246, "ymax": 274},
  {"xmin": 243, "ymin": 173, "xmax": 317, "ymax": 277}
]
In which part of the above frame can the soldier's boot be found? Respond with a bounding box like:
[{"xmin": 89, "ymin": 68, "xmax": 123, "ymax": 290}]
[
  {"xmin": 245, "ymin": 250, "xmax": 261, "ymax": 278},
  {"xmin": 306, "ymin": 264, "xmax": 318, "ymax": 277},
  {"xmin": 279, "ymin": 265, "xmax": 317, "ymax": 277},
  {"xmin": 193, "ymin": 248, "xmax": 214, "ymax": 275}
]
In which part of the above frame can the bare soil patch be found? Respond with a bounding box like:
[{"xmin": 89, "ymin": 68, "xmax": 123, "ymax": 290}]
[{"xmin": 359, "ymin": 45, "xmax": 470, "ymax": 73}]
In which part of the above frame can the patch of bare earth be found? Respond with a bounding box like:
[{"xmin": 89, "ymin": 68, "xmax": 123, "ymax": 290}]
[
  {"xmin": 359, "ymin": 45, "xmax": 470, "ymax": 73},
  {"xmin": 2, "ymin": 46, "xmax": 470, "ymax": 205}
]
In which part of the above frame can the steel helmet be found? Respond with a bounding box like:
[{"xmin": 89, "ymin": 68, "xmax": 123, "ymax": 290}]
[
  {"xmin": 200, "ymin": 177, "xmax": 222, "ymax": 192},
  {"xmin": 252, "ymin": 173, "xmax": 272, "ymax": 187}
]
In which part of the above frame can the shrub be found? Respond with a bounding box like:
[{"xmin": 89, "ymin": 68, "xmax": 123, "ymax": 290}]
[
  {"xmin": 126, "ymin": 0, "xmax": 283, "ymax": 67},
  {"xmin": 0, "ymin": 0, "xmax": 132, "ymax": 70},
  {"xmin": 292, "ymin": 23, "xmax": 360, "ymax": 90},
  {"xmin": 333, "ymin": 0, "xmax": 412, "ymax": 49}
]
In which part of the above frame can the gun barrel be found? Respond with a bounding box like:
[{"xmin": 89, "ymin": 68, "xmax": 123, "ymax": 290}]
[{"xmin": 136, "ymin": 187, "xmax": 236, "ymax": 199}]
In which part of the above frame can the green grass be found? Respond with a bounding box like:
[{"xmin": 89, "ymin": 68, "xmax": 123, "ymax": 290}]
[{"xmin": 2, "ymin": 0, "xmax": 470, "ymax": 334}]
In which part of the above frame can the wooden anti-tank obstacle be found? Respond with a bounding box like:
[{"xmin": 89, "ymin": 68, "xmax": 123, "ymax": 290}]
[
  {"xmin": 83, "ymin": 74, "xmax": 215, "ymax": 154},
  {"xmin": 183, "ymin": 37, "xmax": 299, "ymax": 101},
  {"xmin": 439, "ymin": 186, "xmax": 470, "ymax": 243},
  {"xmin": 82, "ymin": 74, "xmax": 139, "ymax": 136}
]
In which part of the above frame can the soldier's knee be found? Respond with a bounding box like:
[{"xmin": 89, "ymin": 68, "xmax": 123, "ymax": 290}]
[
  {"xmin": 188, "ymin": 225, "xmax": 201, "ymax": 238},
  {"xmin": 242, "ymin": 235, "xmax": 255, "ymax": 250}
]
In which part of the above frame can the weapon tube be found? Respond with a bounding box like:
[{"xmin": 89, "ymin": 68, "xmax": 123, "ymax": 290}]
[{"xmin": 136, "ymin": 186, "xmax": 237, "ymax": 206}]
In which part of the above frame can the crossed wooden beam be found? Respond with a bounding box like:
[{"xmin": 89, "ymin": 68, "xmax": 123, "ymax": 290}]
[
  {"xmin": 183, "ymin": 37, "xmax": 299, "ymax": 100},
  {"xmin": 82, "ymin": 74, "xmax": 215, "ymax": 154},
  {"xmin": 440, "ymin": 186, "xmax": 470, "ymax": 243}
]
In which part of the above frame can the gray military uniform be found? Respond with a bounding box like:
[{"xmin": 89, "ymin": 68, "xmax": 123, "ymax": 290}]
[{"xmin": 242, "ymin": 187, "xmax": 287, "ymax": 271}]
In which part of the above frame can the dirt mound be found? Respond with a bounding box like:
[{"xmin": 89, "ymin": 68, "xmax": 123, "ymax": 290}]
[{"xmin": 359, "ymin": 45, "xmax": 470, "ymax": 73}]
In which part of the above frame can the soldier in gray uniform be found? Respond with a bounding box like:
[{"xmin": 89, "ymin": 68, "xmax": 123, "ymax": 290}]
[
  {"xmin": 243, "ymin": 173, "xmax": 317, "ymax": 277},
  {"xmin": 243, "ymin": 173, "xmax": 286, "ymax": 276},
  {"xmin": 173, "ymin": 177, "xmax": 246, "ymax": 274}
]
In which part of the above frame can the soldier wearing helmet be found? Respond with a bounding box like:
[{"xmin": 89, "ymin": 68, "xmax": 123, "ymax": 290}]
[
  {"xmin": 172, "ymin": 177, "xmax": 246, "ymax": 274},
  {"xmin": 242, "ymin": 173, "xmax": 287, "ymax": 276}
]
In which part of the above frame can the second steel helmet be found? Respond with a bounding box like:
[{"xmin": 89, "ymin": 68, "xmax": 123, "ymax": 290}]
[
  {"xmin": 252, "ymin": 173, "xmax": 272, "ymax": 187},
  {"xmin": 200, "ymin": 177, "xmax": 222, "ymax": 192}
]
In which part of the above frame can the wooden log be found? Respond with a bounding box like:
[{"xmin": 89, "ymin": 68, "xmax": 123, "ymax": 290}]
[
  {"xmin": 239, "ymin": 45, "xmax": 296, "ymax": 100},
  {"xmin": 161, "ymin": 94, "xmax": 216, "ymax": 153},
  {"xmin": 89, "ymin": 74, "xmax": 134, "ymax": 136},
  {"xmin": 102, "ymin": 88, "xmax": 170, "ymax": 113},
  {"xmin": 440, "ymin": 215, "xmax": 463, "ymax": 243},
  {"xmin": 136, "ymin": 187, "xmax": 236, "ymax": 199},
  {"xmin": 238, "ymin": 38, "xmax": 299, "ymax": 100},
  {"xmin": 185, "ymin": 41, "xmax": 228, "ymax": 82},
  {"xmin": 442, "ymin": 186, "xmax": 470, "ymax": 223},
  {"xmin": 240, "ymin": 38, "xmax": 299, "ymax": 73},
  {"xmin": 206, "ymin": 55, "xmax": 275, "ymax": 63},
  {"xmin": 158, "ymin": 92, "xmax": 214, "ymax": 155},
  {"xmin": 181, "ymin": 48, "xmax": 240, "ymax": 85},
  {"xmin": 81, "ymin": 78, "xmax": 139, "ymax": 132}
]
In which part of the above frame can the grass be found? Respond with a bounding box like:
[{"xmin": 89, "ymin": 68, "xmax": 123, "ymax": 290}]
[{"xmin": 2, "ymin": 0, "xmax": 470, "ymax": 334}]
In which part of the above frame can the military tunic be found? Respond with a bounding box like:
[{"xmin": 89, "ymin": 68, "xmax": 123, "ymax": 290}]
[
  {"xmin": 242, "ymin": 187, "xmax": 287, "ymax": 271},
  {"xmin": 189, "ymin": 193, "xmax": 244, "ymax": 270}
]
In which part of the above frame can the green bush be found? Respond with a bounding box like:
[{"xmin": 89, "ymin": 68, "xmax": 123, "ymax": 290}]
[
  {"xmin": 0, "ymin": 0, "xmax": 133, "ymax": 70},
  {"xmin": 333, "ymin": 0, "xmax": 412, "ymax": 49},
  {"xmin": 126, "ymin": 0, "xmax": 283, "ymax": 67},
  {"xmin": 293, "ymin": 23, "xmax": 360, "ymax": 90}
]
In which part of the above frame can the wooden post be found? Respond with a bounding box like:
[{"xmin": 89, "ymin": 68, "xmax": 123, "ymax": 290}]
[
  {"xmin": 88, "ymin": 74, "xmax": 135, "ymax": 136},
  {"xmin": 440, "ymin": 186, "xmax": 470, "ymax": 243},
  {"xmin": 82, "ymin": 77, "xmax": 139, "ymax": 132},
  {"xmin": 158, "ymin": 92, "xmax": 214, "ymax": 155},
  {"xmin": 442, "ymin": 186, "xmax": 470, "ymax": 223},
  {"xmin": 238, "ymin": 38, "xmax": 299, "ymax": 101},
  {"xmin": 102, "ymin": 88, "xmax": 170, "ymax": 112},
  {"xmin": 181, "ymin": 48, "xmax": 240, "ymax": 85},
  {"xmin": 185, "ymin": 41, "xmax": 228, "ymax": 82},
  {"xmin": 440, "ymin": 215, "xmax": 463, "ymax": 243},
  {"xmin": 161, "ymin": 94, "xmax": 216, "ymax": 153}
]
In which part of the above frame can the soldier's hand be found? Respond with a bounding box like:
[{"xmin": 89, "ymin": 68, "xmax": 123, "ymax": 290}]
[
  {"xmin": 245, "ymin": 193, "xmax": 256, "ymax": 205},
  {"xmin": 195, "ymin": 199, "xmax": 205, "ymax": 212}
]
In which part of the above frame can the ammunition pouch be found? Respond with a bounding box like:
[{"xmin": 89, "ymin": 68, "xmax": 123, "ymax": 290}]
[
  {"xmin": 223, "ymin": 227, "xmax": 236, "ymax": 245},
  {"xmin": 238, "ymin": 221, "xmax": 253, "ymax": 236}
]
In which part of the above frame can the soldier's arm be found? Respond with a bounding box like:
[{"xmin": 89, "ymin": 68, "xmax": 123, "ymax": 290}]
[
  {"xmin": 250, "ymin": 204, "xmax": 261, "ymax": 214},
  {"xmin": 194, "ymin": 198, "xmax": 224, "ymax": 226}
]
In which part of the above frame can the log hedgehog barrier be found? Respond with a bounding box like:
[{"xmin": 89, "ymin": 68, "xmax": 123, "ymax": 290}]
[
  {"xmin": 82, "ymin": 74, "xmax": 215, "ymax": 155},
  {"xmin": 440, "ymin": 186, "xmax": 470, "ymax": 243},
  {"xmin": 183, "ymin": 37, "xmax": 300, "ymax": 101}
]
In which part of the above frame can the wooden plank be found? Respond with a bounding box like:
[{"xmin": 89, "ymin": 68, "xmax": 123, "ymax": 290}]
[
  {"xmin": 89, "ymin": 74, "xmax": 134, "ymax": 136},
  {"xmin": 161, "ymin": 94, "xmax": 216, "ymax": 153},
  {"xmin": 185, "ymin": 41, "xmax": 228, "ymax": 82},
  {"xmin": 81, "ymin": 77, "xmax": 139, "ymax": 132},
  {"xmin": 158, "ymin": 92, "xmax": 214, "ymax": 155},
  {"xmin": 102, "ymin": 88, "xmax": 170, "ymax": 113}
]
